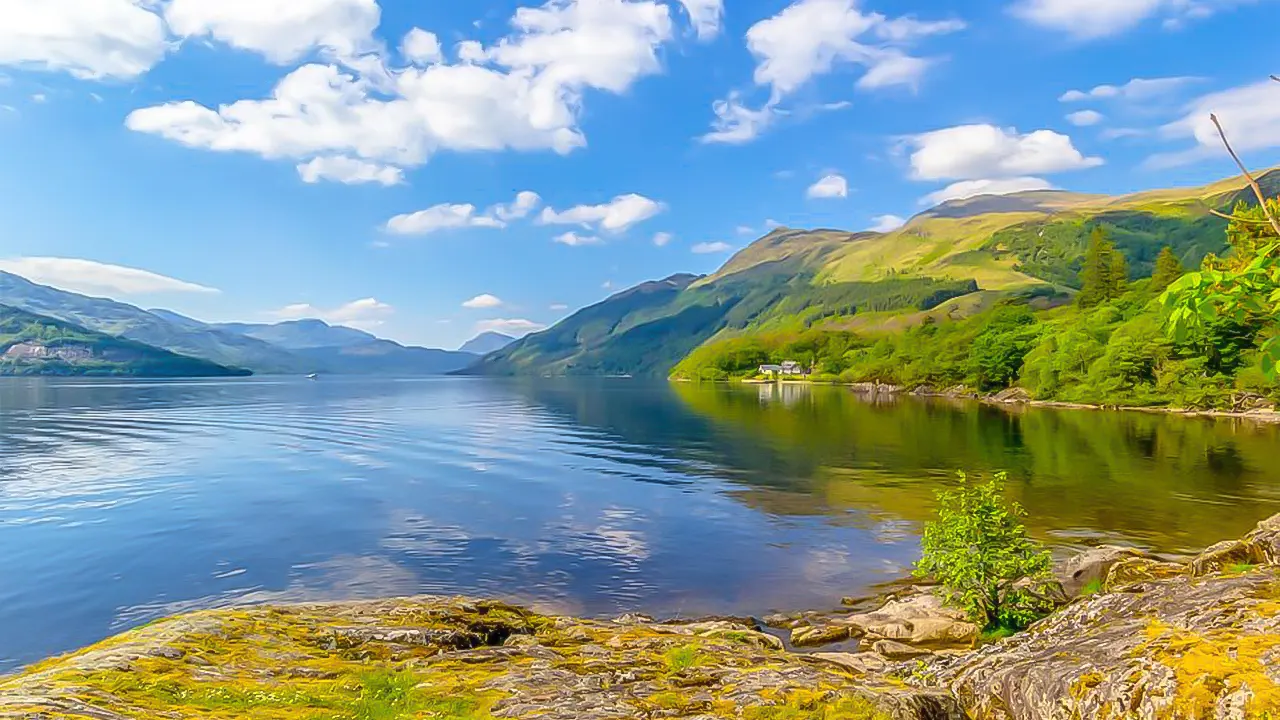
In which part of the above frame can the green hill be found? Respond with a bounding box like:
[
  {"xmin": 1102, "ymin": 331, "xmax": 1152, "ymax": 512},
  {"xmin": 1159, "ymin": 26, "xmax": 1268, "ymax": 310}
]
[
  {"xmin": 0, "ymin": 305, "xmax": 250, "ymax": 377},
  {"xmin": 472, "ymin": 169, "xmax": 1280, "ymax": 404}
]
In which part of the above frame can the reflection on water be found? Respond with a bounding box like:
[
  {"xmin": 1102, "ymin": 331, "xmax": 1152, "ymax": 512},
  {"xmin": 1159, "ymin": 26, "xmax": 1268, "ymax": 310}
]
[{"xmin": 2, "ymin": 377, "xmax": 1279, "ymax": 671}]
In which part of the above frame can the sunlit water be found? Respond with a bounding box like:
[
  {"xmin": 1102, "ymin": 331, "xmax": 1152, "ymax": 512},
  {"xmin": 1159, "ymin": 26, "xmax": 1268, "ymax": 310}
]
[{"xmin": 3, "ymin": 376, "xmax": 1280, "ymax": 671}]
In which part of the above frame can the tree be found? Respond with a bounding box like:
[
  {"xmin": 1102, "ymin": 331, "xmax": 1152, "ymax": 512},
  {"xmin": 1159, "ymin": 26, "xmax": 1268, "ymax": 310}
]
[
  {"xmin": 1150, "ymin": 247, "xmax": 1185, "ymax": 292},
  {"xmin": 1078, "ymin": 226, "xmax": 1125, "ymax": 307},
  {"xmin": 914, "ymin": 472, "xmax": 1053, "ymax": 630}
]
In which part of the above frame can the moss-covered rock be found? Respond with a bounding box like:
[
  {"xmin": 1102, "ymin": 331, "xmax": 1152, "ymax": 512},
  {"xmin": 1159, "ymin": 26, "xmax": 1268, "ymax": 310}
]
[{"xmin": 0, "ymin": 597, "xmax": 960, "ymax": 720}]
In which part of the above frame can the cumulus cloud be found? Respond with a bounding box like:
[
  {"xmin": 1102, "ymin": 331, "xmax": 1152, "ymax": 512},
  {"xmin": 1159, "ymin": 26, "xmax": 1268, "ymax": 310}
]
[
  {"xmin": 807, "ymin": 173, "xmax": 849, "ymax": 198},
  {"xmin": 652, "ymin": 231, "xmax": 673, "ymax": 247},
  {"xmin": 0, "ymin": 0, "xmax": 168, "ymax": 80},
  {"xmin": 539, "ymin": 193, "xmax": 664, "ymax": 233},
  {"xmin": 0, "ymin": 257, "xmax": 218, "ymax": 296},
  {"xmin": 553, "ymin": 231, "xmax": 603, "ymax": 246},
  {"xmin": 1011, "ymin": 0, "xmax": 1252, "ymax": 39},
  {"xmin": 1059, "ymin": 76, "xmax": 1201, "ymax": 102},
  {"xmin": 676, "ymin": 0, "xmax": 724, "ymax": 40},
  {"xmin": 1066, "ymin": 110, "xmax": 1104, "ymax": 127},
  {"xmin": 127, "ymin": 0, "xmax": 681, "ymax": 178},
  {"xmin": 692, "ymin": 241, "xmax": 733, "ymax": 254},
  {"xmin": 921, "ymin": 177, "xmax": 1055, "ymax": 206},
  {"xmin": 905, "ymin": 124, "xmax": 1103, "ymax": 181},
  {"xmin": 869, "ymin": 214, "xmax": 906, "ymax": 232},
  {"xmin": 163, "ymin": 0, "xmax": 382, "ymax": 65},
  {"xmin": 475, "ymin": 318, "xmax": 545, "ymax": 337},
  {"xmin": 297, "ymin": 156, "xmax": 404, "ymax": 186},
  {"xmin": 401, "ymin": 28, "xmax": 442, "ymax": 65},
  {"xmin": 701, "ymin": 0, "xmax": 962, "ymax": 144},
  {"xmin": 462, "ymin": 294, "xmax": 503, "ymax": 309},
  {"xmin": 384, "ymin": 190, "xmax": 539, "ymax": 235},
  {"xmin": 271, "ymin": 297, "xmax": 393, "ymax": 330},
  {"xmin": 385, "ymin": 204, "xmax": 504, "ymax": 235},
  {"xmin": 1149, "ymin": 79, "xmax": 1280, "ymax": 167}
]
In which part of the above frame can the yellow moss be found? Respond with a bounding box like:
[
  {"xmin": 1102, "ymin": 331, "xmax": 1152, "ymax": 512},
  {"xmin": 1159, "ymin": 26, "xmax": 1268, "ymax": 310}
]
[{"xmin": 1140, "ymin": 620, "xmax": 1280, "ymax": 717}]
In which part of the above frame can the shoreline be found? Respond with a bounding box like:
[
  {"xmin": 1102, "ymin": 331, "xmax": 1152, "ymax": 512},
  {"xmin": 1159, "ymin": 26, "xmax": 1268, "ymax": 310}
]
[{"xmin": 699, "ymin": 376, "xmax": 1280, "ymax": 424}]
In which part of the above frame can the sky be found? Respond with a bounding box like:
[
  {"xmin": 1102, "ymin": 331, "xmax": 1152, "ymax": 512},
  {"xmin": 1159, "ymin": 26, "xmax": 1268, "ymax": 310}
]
[{"xmin": 0, "ymin": 0, "xmax": 1277, "ymax": 350}]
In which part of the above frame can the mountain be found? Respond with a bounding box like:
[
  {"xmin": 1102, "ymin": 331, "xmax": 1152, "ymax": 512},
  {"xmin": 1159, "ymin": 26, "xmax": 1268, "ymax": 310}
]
[
  {"xmin": 212, "ymin": 319, "xmax": 477, "ymax": 375},
  {"xmin": 213, "ymin": 319, "xmax": 377, "ymax": 350},
  {"xmin": 0, "ymin": 304, "xmax": 249, "ymax": 377},
  {"xmin": 0, "ymin": 273, "xmax": 306, "ymax": 374},
  {"xmin": 472, "ymin": 169, "xmax": 1277, "ymax": 378},
  {"xmin": 458, "ymin": 331, "xmax": 516, "ymax": 355}
]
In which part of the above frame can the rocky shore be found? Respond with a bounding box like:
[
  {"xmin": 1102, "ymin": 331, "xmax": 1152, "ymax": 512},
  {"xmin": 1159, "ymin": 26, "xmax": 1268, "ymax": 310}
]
[{"xmin": 5, "ymin": 517, "xmax": 1280, "ymax": 719}]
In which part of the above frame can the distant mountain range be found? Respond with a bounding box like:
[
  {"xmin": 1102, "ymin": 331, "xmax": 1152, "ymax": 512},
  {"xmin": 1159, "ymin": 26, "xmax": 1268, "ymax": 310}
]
[
  {"xmin": 473, "ymin": 169, "xmax": 1277, "ymax": 378},
  {"xmin": 0, "ymin": 304, "xmax": 247, "ymax": 377},
  {"xmin": 0, "ymin": 273, "xmax": 478, "ymax": 377},
  {"xmin": 458, "ymin": 331, "xmax": 515, "ymax": 355}
]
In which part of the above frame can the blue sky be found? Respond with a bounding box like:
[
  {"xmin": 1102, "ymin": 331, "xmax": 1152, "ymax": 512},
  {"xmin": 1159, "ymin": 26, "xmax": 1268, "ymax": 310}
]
[{"xmin": 0, "ymin": 0, "xmax": 1277, "ymax": 350}]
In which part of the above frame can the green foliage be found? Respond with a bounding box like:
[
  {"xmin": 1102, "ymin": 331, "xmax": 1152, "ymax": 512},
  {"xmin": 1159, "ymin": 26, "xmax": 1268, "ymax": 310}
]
[
  {"xmin": 663, "ymin": 645, "xmax": 704, "ymax": 673},
  {"xmin": 1162, "ymin": 198, "xmax": 1280, "ymax": 379},
  {"xmin": 914, "ymin": 471, "xmax": 1053, "ymax": 630},
  {"xmin": 1078, "ymin": 227, "xmax": 1128, "ymax": 308},
  {"xmin": 969, "ymin": 305, "xmax": 1041, "ymax": 391},
  {"xmin": 1150, "ymin": 247, "xmax": 1186, "ymax": 292},
  {"xmin": 1081, "ymin": 579, "xmax": 1105, "ymax": 597}
]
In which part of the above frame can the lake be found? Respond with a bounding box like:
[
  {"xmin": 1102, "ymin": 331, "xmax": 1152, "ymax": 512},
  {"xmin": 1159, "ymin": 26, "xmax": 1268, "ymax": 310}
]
[{"xmin": 2, "ymin": 376, "xmax": 1280, "ymax": 671}]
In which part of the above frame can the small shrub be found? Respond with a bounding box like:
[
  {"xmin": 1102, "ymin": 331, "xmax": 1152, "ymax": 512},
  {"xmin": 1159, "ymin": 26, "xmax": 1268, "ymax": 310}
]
[{"xmin": 914, "ymin": 471, "xmax": 1054, "ymax": 631}]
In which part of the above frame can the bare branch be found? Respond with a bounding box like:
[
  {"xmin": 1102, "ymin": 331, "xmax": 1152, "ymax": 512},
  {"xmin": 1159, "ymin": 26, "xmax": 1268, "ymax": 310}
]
[
  {"xmin": 1211, "ymin": 113, "xmax": 1280, "ymax": 237},
  {"xmin": 1208, "ymin": 207, "xmax": 1278, "ymax": 225},
  {"xmin": 1272, "ymin": 75, "xmax": 1280, "ymax": 83}
]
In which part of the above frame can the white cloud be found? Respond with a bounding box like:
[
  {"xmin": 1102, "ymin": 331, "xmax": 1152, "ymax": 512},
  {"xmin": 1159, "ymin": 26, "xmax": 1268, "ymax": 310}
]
[
  {"xmin": 271, "ymin": 297, "xmax": 393, "ymax": 330},
  {"xmin": 490, "ymin": 191, "xmax": 542, "ymax": 221},
  {"xmin": 764, "ymin": 218, "xmax": 783, "ymax": 229},
  {"xmin": 401, "ymin": 28, "xmax": 442, "ymax": 65},
  {"xmin": 30, "ymin": 93, "xmax": 46, "ymax": 104},
  {"xmin": 163, "ymin": 0, "xmax": 381, "ymax": 65},
  {"xmin": 807, "ymin": 173, "xmax": 849, "ymax": 198},
  {"xmin": 385, "ymin": 204, "xmax": 504, "ymax": 235},
  {"xmin": 550, "ymin": 303, "xmax": 570, "ymax": 311},
  {"xmin": 735, "ymin": 225, "xmax": 755, "ymax": 235},
  {"xmin": 462, "ymin": 294, "xmax": 504, "ymax": 309},
  {"xmin": 475, "ymin": 318, "xmax": 545, "ymax": 337},
  {"xmin": 676, "ymin": 0, "xmax": 724, "ymax": 40},
  {"xmin": 1060, "ymin": 76, "xmax": 1200, "ymax": 102},
  {"xmin": 869, "ymin": 214, "xmax": 906, "ymax": 232},
  {"xmin": 692, "ymin": 241, "xmax": 733, "ymax": 254},
  {"xmin": 1150, "ymin": 79, "xmax": 1280, "ymax": 167},
  {"xmin": 1011, "ymin": 0, "xmax": 1252, "ymax": 39},
  {"xmin": 553, "ymin": 231, "xmax": 603, "ymax": 246},
  {"xmin": 652, "ymin": 231, "xmax": 674, "ymax": 247},
  {"xmin": 700, "ymin": 92, "xmax": 777, "ymax": 144},
  {"xmin": 297, "ymin": 156, "xmax": 404, "ymax": 186},
  {"xmin": 539, "ymin": 193, "xmax": 664, "ymax": 233},
  {"xmin": 921, "ymin": 177, "xmax": 1055, "ymax": 206},
  {"xmin": 702, "ymin": 0, "xmax": 962, "ymax": 143},
  {"xmin": 1066, "ymin": 110, "xmax": 1104, "ymax": 127},
  {"xmin": 905, "ymin": 124, "xmax": 1103, "ymax": 181},
  {"xmin": 128, "ymin": 0, "xmax": 677, "ymax": 176},
  {"xmin": 385, "ymin": 190, "xmax": 538, "ymax": 235},
  {"xmin": 0, "ymin": 257, "xmax": 218, "ymax": 296},
  {"xmin": 0, "ymin": 0, "xmax": 168, "ymax": 80}
]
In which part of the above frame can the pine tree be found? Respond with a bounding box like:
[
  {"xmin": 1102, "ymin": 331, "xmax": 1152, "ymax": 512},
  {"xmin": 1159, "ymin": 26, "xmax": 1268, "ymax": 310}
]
[
  {"xmin": 1077, "ymin": 226, "xmax": 1114, "ymax": 308},
  {"xmin": 1150, "ymin": 247, "xmax": 1185, "ymax": 291},
  {"xmin": 1109, "ymin": 249, "xmax": 1130, "ymax": 297}
]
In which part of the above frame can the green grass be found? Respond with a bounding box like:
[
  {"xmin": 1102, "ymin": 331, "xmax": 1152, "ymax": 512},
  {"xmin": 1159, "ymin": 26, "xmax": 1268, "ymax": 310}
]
[
  {"xmin": 1227, "ymin": 562, "xmax": 1259, "ymax": 575},
  {"xmin": 663, "ymin": 645, "xmax": 704, "ymax": 673},
  {"xmin": 978, "ymin": 625, "xmax": 1019, "ymax": 645},
  {"xmin": 1081, "ymin": 578, "xmax": 1105, "ymax": 596}
]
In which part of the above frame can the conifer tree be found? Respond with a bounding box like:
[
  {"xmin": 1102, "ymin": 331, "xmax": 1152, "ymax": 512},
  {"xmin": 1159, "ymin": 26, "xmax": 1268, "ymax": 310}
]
[
  {"xmin": 1150, "ymin": 247, "xmax": 1185, "ymax": 291},
  {"xmin": 1077, "ymin": 226, "xmax": 1115, "ymax": 308}
]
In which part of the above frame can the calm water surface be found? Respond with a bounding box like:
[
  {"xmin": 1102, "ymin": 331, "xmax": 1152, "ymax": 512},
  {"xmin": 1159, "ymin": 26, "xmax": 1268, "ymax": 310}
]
[{"xmin": 3, "ymin": 376, "xmax": 1280, "ymax": 670}]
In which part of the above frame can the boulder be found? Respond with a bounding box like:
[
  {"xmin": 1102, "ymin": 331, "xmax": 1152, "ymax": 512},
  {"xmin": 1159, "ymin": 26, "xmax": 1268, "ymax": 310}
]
[
  {"xmin": 789, "ymin": 624, "xmax": 851, "ymax": 647},
  {"xmin": 1056, "ymin": 545, "xmax": 1154, "ymax": 597},
  {"xmin": 989, "ymin": 387, "xmax": 1032, "ymax": 404},
  {"xmin": 1103, "ymin": 557, "xmax": 1186, "ymax": 591},
  {"xmin": 1191, "ymin": 514, "xmax": 1280, "ymax": 576},
  {"xmin": 842, "ymin": 593, "xmax": 979, "ymax": 647},
  {"xmin": 872, "ymin": 639, "xmax": 933, "ymax": 660}
]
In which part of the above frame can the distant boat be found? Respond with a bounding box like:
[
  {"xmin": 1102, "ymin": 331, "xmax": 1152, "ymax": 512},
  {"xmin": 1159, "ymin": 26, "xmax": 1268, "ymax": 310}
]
[{"xmin": 306, "ymin": 373, "xmax": 318, "ymax": 380}]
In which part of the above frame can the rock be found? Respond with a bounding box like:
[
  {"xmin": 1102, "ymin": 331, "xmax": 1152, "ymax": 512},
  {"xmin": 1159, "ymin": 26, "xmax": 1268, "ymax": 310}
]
[
  {"xmin": 842, "ymin": 592, "xmax": 979, "ymax": 647},
  {"xmin": 809, "ymin": 651, "xmax": 890, "ymax": 675},
  {"xmin": 789, "ymin": 623, "xmax": 851, "ymax": 647},
  {"xmin": 1056, "ymin": 545, "xmax": 1155, "ymax": 597},
  {"xmin": 934, "ymin": 564, "xmax": 1280, "ymax": 719},
  {"xmin": 1103, "ymin": 557, "xmax": 1186, "ymax": 591},
  {"xmin": 1189, "ymin": 514, "xmax": 1280, "ymax": 576},
  {"xmin": 872, "ymin": 640, "xmax": 932, "ymax": 660},
  {"xmin": 990, "ymin": 387, "xmax": 1032, "ymax": 404}
]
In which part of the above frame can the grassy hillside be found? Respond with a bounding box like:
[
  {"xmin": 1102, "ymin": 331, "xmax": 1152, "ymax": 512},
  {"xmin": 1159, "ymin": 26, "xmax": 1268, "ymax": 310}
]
[
  {"xmin": 475, "ymin": 170, "xmax": 1277, "ymax": 380},
  {"xmin": 0, "ymin": 273, "xmax": 307, "ymax": 374},
  {"xmin": 0, "ymin": 305, "xmax": 250, "ymax": 377}
]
